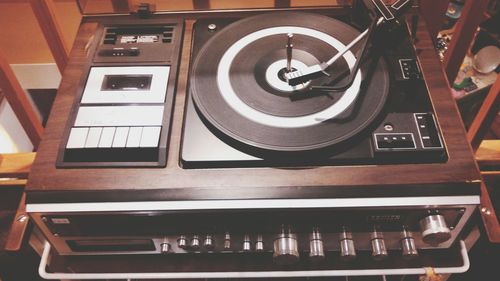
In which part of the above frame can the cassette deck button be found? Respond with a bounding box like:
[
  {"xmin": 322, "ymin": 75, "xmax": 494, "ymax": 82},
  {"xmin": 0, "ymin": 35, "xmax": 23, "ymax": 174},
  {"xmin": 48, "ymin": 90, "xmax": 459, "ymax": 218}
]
[
  {"xmin": 140, "ymin": 127, "xmax": 161, "ymax": 148},
  {"xmin": 112, "ymin": 127, "xmax": 129, "ymax": 148},
  {"xmin": 84, "ymin": 127, "xmax": 103, "ymax": 148},
  {"xmin": 126, "ymin": 127, "xmax": 143, "ymax": 148},
  {"xmin": 66, "ymin": 128, "xmax": 89, "ymax": 149},
  {"xmin": 98, "ymin": 127, "xmax": 116, "ymax": 148}
]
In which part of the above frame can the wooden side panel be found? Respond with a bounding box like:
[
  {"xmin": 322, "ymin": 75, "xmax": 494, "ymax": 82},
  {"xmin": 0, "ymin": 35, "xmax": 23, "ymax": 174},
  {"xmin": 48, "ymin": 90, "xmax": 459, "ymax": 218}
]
[{"xmin": 419, "ymin": 0, "xmax": 450, "ymax": 41}]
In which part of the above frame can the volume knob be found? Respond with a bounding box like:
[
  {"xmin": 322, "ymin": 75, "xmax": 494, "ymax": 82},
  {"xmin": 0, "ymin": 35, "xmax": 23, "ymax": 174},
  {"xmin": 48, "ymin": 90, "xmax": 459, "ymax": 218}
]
[
  {"xmin": 420, "ymin": 214, "xmax": 451, "ymax": 246},
  {"xmin": 273, "ymin": 227, "xmax": 299, "ymax": 265}
]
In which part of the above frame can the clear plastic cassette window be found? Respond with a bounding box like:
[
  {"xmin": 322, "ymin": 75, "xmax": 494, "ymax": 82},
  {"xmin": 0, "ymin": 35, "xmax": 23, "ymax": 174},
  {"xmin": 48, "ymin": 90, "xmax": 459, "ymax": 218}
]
[
  {"xmin": 101, "ymin": 75, "xmax": 153, "ymax": 91},
  {"xmin": 81, "ymin": 66, "xmax": 170, "ymax": 104}
]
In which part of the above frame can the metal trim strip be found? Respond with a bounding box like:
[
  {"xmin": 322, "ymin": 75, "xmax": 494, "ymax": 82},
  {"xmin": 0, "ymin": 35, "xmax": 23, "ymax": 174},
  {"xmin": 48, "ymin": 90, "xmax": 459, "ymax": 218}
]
[{"xmin": 26, "ymin": 196, "xmax": 480, "ymax": 213}]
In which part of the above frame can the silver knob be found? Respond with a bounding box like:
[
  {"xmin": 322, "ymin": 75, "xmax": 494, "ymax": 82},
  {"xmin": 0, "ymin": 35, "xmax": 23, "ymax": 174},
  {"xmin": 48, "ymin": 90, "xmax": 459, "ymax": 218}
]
[
  {"xmin": 204, "ymin": 235, "xmax": 215, "ymax": 250},
  {"xmin": 160, "ymin": 243, "xmax": 171, "ymax": 254},
  {"xmin": 339, "ymin": 229, "xmax": 356, "ymax": 261},
  {"xmin": 370, "ymin": 228, "xmax": 388, "ymax": 260},
  {"xmin": 190, "ymin": 235, "xmax": 201, "ymax": 250},
  {"xmin": 207, "ymin": 23, "xmax": 217, "ymax": 32},
  {"xmin": 177, "ymin": 235, "xmax": 188, "ymax": 249},
  {"xmin": 401, "ymin": 229, "xmax": 418, "ymax": 259},
  {"xmin": 273, "ymin": 227, "xmax": 299, "ymax": 265},
  {"xmin": 420, "ymin": 214, "xmax": 451, "ymax": 245},
  {"xmin": 309, "ymin": 228, "xmax": 325, "ymax": 262},
  {"xmin": 255, "ymin": 234, "xmax": 264, "ymax": 252},
  {"xmin": 224, "ymin": 232, "xmax": 231, "ymax": 250},
  {"xmin": 243, "ymin": 234, "xmax": 251, "ymax": 252}
]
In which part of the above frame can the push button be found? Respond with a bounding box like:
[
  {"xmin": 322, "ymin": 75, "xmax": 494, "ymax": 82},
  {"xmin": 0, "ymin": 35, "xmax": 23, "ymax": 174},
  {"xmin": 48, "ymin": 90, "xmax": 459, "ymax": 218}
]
[{"xmin": 375, "ymin": 133, "xmax": 415, "ymax": 149}]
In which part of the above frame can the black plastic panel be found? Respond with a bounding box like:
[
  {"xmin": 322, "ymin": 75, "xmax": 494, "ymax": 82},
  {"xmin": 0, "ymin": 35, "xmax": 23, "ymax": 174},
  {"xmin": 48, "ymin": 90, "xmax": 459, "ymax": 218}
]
[{"xmin": 43, "ymin": 207, "xmax": 464, "ymax": 237}]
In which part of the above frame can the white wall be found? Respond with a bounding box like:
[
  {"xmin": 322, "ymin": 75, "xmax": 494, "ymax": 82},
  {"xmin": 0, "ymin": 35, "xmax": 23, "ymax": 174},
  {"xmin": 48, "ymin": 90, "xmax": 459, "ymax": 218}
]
[
  {"xmin": 0, "ymin": 99, "xmax": 34, "ymax": 153},
  {"xmin": 0, "ymin": 63, "xmax": 60, "ymax": 153}
]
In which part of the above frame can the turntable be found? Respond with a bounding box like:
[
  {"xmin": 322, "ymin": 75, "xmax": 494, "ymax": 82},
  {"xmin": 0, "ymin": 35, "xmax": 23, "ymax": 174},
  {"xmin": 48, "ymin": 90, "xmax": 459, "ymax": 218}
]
[{"xmin": 182, "ymin": 9, "xmax": 445, "ymax": 168}]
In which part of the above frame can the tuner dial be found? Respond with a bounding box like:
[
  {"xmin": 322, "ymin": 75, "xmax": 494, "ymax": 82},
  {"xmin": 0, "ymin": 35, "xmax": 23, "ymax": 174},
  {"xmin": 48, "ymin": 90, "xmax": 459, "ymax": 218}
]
[
  {"xmin": 339, "ymin": 229, "xmax": 356, "ymax": 261},
  {"xmin": 419, "ymin": 214, "xmax": 451, "ymax": 245},
  {"xmin": 273, "ymin": 227, "xmax": 299, "ymax": 265},
  {"xmin": 309, "ymin": 228, "xmax": 325, "ymax": 262}
]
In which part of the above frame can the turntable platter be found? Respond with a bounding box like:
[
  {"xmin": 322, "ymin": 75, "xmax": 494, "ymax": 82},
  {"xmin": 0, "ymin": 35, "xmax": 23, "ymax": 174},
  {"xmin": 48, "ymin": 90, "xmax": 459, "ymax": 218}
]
[{"xmin": 191, "ymin": 12, "xmax": 389, "ymax": 152}]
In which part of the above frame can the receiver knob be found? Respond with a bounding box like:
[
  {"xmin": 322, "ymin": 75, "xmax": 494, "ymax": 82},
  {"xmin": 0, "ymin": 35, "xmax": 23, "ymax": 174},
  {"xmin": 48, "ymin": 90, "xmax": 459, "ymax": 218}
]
[
  {"xmin": 177, "ymin": 235, "xmax": 188, "ymax": 249},
  {"xmin": 370, "ymin": 228, "xmax": 388, "ymax": 260},
  {"xmin": 160, "ymin": 242, "xmax": 171, "ymax": 254},
  {"xmin": 255, "ymin": 234, "xmax": 264, "ymax": 252},
  {"xmin": 224, "ymin": 232, "xmax": 231, "ymax": 250},
  {"xmin": 190, "ymin": 235, "xmax": 201, "ymax": 250},
  {"xmin": 339, "ymin": 229, "xmax": 356, "ymax": 261},
  {"xmin": 419, "ymin": 214, "xmax": 451, "ymax": 245},
  {"xmin": 243, "ymin": 234, "xmax": 251, "ymax": 252},
  {"xmin": 309, "ymin": 227, "xmax": 325, "ymax": 262},
  {"xmin": 273, "ymin": 226, "xmax": 299, "ymax": 265},
  {"xmin": 204, "ymin": 235, "xmax": 215, "ymax": 250},
  {"xmin": 400, "ymin": 229, "xmax": 418, "ymax": 259}
]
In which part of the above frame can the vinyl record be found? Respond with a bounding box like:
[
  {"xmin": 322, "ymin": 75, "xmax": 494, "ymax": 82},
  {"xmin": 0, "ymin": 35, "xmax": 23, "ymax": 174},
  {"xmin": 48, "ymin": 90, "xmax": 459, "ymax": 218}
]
[{"xmin": 190, "ymin": 12, "xmax": 389, "ymax": 152}]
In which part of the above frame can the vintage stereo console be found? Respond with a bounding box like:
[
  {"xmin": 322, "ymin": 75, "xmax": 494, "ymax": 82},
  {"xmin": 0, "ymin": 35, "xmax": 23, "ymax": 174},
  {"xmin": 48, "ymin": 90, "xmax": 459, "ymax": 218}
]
[{"xmin": 25, "ymin": 1, "xmax": 481, "ymax": 279}]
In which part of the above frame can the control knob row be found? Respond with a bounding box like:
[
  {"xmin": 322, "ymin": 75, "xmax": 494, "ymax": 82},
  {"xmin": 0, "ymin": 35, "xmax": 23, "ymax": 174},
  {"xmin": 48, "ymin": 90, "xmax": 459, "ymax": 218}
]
[
  {"xmin": 274, "ymin": 227, "xmax": 420, "ymax": 264},
  {"xmin": 178, "ymin": 233, "xmax": 263, "ymax": 252},
  {"xmin": 177, "ymin": 234, "xmax": 216, "ymax": 250},
  {"xmin": 173, "ymin": 213, "xmax": 450, "ymax": 258}
]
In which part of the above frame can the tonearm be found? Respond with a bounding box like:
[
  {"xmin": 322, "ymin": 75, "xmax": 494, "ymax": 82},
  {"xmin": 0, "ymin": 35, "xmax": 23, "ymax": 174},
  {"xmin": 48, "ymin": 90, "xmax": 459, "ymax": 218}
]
[{"xmin": 284, "ymin": 0, "xmax": 413, "ymax": 88}]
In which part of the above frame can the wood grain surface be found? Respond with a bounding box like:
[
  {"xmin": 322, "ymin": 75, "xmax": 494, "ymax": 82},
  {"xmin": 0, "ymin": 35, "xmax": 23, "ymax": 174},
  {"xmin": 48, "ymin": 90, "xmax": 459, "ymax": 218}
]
[
  {"xmin": 25, "ymin": 9, "xmax": 481, "ymax": 201},
  {"xmin": 0, "ymin": 152, "xmax": 35, "ymax": 179}
]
